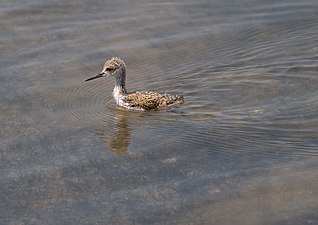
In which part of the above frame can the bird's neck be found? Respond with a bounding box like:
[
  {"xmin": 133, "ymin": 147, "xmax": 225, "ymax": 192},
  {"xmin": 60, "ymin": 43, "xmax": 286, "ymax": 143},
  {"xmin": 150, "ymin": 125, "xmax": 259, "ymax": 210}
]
[
  {"xmin": 113, "ymin": 70, "xmax": 127, "ymax": 104},
  {"xmin": 115, "ymin": 69, "xmax": 126, "ymax": 87}
]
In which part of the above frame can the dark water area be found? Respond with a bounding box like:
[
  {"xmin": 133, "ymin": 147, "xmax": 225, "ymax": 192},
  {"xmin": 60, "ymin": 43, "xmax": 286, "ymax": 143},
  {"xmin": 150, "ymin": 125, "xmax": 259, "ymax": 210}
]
[{"xmin": 1, "ymin": 0, "xmax": 318, "ymax": 224}]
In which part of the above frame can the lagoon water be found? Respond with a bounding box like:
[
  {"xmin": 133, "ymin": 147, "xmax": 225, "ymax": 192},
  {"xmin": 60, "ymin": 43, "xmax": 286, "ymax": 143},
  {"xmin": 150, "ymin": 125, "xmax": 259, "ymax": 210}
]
[{"xmin": 1, "ymin": 0, "xmax": 318, "ymax": 224}]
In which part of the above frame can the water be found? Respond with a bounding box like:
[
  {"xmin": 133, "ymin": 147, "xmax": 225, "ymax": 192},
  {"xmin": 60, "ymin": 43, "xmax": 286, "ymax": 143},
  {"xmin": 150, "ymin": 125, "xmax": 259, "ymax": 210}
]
[{"xmin": 1, "ymin": 0, "xmax": 318, "ymax": 224}]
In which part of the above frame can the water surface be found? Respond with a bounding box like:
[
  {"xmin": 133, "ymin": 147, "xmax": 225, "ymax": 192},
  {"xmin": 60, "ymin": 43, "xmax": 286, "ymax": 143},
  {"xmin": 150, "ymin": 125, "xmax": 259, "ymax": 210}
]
[{"xmin": 1, "ymin": 0, "xmax": 318, "ymax": 224}]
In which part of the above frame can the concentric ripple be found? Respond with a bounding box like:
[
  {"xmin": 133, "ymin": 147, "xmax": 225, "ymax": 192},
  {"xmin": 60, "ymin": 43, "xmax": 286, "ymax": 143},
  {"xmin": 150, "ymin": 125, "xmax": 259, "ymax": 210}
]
[{"xmin": 56, "ymin": 80, "xmax": 116, "ymax": 125}]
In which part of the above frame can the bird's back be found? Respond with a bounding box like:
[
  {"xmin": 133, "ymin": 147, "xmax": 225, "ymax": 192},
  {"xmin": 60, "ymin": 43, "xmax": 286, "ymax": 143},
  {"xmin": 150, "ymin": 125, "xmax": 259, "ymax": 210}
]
[{"xmin": 123, "ymin": 91, "xmax": 184, "ymax": 110}]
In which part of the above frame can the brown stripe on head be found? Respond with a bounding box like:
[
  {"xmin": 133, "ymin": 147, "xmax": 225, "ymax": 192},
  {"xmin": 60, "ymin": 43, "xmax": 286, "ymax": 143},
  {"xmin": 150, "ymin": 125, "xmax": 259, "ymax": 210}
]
[{"xmin": 103, "ymin": 57, "xmax": 125, "ymax": 72}]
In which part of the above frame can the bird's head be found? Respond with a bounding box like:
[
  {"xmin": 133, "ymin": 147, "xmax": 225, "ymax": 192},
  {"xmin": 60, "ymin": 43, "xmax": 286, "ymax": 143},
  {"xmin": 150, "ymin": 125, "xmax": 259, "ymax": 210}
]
[{"xmin": 85, "ymin": 57, "xmax": 126, "ymax": 82}]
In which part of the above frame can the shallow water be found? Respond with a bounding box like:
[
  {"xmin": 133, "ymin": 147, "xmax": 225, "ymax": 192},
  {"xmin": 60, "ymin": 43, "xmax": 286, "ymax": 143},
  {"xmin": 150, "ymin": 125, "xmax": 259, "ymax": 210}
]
[{"xmin": 1, "ymin": 0, "xmax": 318, "ymax": 224}]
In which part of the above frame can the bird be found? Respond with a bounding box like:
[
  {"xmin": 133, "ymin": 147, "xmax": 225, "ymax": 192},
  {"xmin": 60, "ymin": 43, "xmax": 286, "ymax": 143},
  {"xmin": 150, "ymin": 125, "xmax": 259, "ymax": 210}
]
[{"xmin": 85, "ymin": 57, "xmax": 184, "ymax": 111}]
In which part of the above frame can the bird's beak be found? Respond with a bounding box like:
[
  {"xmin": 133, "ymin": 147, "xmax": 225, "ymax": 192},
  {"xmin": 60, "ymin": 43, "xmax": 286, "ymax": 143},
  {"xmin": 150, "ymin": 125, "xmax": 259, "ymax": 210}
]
[{"xmin": 85, "ymin": 72, "xmax": 105, "ymax": 82}]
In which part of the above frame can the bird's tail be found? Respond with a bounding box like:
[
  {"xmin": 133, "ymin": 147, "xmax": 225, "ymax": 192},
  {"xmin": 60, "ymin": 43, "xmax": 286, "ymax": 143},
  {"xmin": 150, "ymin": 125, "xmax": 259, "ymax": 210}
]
[{"xmin": 160, "ymin": 94, "xmax": 184, "ymax": 107}]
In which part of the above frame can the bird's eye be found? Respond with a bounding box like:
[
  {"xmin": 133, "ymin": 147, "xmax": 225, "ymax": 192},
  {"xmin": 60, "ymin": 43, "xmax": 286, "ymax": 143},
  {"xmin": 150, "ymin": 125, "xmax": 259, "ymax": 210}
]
[{"xmin": 106, "ymin": 68, "xmax": 112, "ymax": 71}]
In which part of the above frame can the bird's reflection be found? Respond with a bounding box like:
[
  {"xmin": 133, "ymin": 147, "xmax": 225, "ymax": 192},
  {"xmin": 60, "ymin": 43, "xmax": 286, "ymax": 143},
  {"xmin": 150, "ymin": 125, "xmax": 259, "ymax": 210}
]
[{"xmin": 95, "ymin": 109, "xmax": 131, "ymax": 154}]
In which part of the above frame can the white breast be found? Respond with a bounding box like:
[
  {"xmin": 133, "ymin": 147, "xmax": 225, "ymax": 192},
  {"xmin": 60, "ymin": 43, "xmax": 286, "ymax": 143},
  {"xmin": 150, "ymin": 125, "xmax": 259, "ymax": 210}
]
[{"xmin": 112, "ymin": 86, "xmax": 125, "ymax": 106}]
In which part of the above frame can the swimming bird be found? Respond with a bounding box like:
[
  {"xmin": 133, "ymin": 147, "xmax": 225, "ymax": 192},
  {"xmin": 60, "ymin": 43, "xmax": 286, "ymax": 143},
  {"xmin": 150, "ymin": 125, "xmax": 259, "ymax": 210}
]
[{"xmin": 85, "ymin": 57, "xmax": 184, "ymax": 110}]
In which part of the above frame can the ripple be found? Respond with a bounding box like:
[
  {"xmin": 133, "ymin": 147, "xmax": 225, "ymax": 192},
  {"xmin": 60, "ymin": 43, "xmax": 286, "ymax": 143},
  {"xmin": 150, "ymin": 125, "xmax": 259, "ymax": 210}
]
[{"xmin": 55, "ymin": 80, "xmax": 115, "ymax": 125}]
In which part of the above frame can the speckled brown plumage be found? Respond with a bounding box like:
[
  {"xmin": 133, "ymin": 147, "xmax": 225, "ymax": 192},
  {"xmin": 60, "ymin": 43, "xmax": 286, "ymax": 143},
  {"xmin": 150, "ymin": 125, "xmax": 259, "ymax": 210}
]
[
  {"xmin": 85, "ymin": 57, "xmax": 184, "ymax": 111},
  {"xmin": 123, "ymin": 91, "xmax": 184, "ymax": 110}
]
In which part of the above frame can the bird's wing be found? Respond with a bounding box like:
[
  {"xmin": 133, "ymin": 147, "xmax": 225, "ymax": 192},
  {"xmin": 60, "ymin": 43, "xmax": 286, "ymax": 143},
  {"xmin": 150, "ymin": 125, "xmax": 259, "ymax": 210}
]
[{"xmin": 123, "ymin": 91, "xmax": 161, "ymax": 110}]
